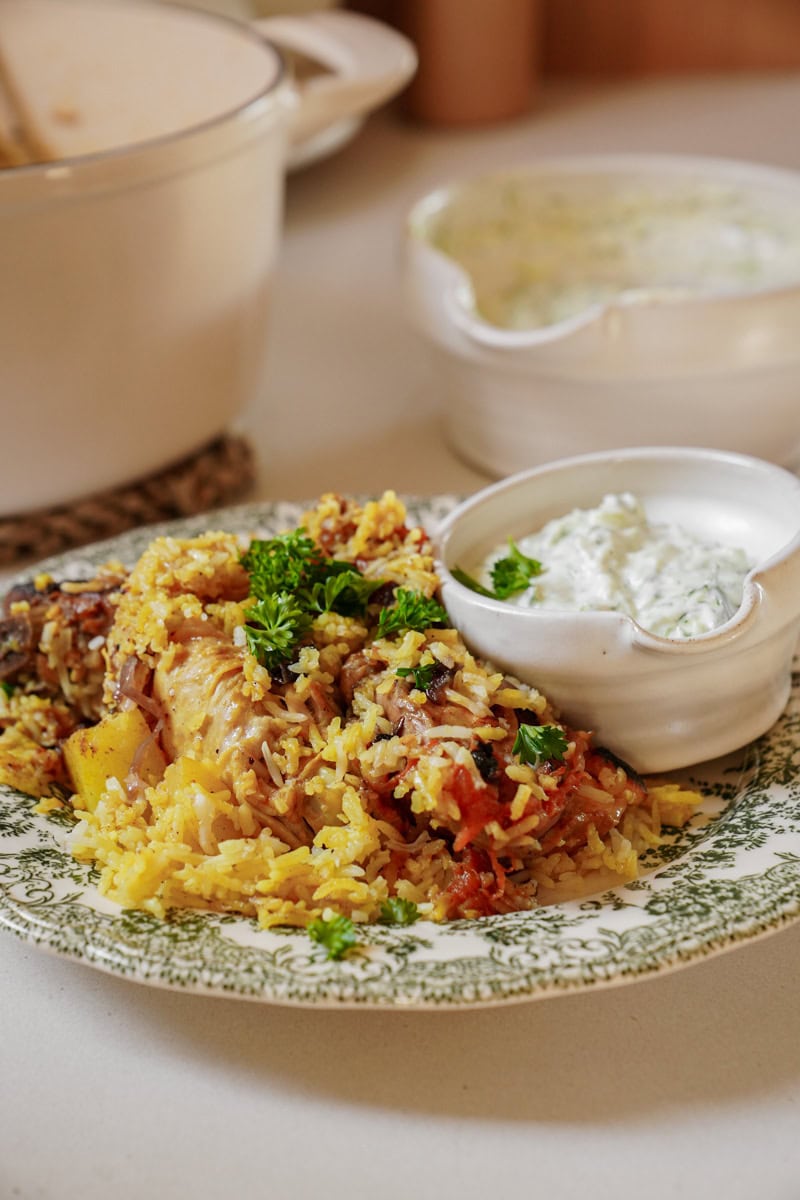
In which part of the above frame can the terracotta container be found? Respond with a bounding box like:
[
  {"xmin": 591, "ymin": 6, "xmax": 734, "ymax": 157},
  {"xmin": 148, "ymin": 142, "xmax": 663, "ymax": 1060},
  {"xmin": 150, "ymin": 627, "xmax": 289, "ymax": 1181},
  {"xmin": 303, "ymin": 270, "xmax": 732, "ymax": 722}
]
[{"xmin": 394, "ymin": 0, "xmax": 539, "ymax": 125}]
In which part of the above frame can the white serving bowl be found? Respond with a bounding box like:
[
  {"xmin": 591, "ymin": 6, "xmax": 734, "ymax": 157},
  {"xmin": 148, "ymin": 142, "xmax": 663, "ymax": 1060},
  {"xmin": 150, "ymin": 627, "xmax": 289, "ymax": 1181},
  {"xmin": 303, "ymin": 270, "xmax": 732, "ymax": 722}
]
[
  {"xmin": 402, "ymin": 154, "xmax": 800, "ymax": 477},
  {"xmin": 434, "ymin": 447, "xmax": 800, "ymax": 774},
  {"xmin": 0, "ymin": 0, "xmax": 415, "ymax": 516}
]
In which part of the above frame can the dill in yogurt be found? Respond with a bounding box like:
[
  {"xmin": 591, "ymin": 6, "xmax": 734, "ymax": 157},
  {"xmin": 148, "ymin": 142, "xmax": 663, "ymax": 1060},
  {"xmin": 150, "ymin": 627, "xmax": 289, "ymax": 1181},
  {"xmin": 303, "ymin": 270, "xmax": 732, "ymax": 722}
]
[{"xmin": 471, "ymin": 493, "xmax": 753, "ymax": 639}]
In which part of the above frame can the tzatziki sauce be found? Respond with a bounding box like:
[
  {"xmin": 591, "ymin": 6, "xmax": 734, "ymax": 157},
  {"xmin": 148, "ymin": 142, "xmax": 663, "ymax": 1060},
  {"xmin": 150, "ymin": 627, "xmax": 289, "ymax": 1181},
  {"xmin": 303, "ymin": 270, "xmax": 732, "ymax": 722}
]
[
  {"xmin": 478, "ymin": 493, "xmax": 753, "ymax": 638},
  {"xmin": 425, "ymin": 176, "xmax": 800, "ymax": 331}
]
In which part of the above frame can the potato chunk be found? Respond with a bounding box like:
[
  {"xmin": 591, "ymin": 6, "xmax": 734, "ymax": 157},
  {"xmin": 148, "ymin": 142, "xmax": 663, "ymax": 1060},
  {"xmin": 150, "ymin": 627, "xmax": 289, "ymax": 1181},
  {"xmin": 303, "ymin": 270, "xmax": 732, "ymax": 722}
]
[{"xmin": 63, "ymin": 708, "xmax": 166, "ymax": 811}]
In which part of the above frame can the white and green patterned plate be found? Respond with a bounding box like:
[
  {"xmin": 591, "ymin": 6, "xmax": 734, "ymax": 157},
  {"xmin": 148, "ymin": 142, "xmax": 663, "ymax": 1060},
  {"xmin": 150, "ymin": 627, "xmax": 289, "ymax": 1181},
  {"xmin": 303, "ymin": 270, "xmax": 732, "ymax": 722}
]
[{"xmin": 1, "ymin": 499, "xmax": 799, "ymax": 1009}]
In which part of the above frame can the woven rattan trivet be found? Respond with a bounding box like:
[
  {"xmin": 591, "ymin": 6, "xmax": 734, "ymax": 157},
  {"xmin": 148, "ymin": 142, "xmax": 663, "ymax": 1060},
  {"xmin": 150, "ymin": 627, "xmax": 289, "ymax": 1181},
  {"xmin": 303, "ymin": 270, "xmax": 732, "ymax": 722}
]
[{"xmin": 0, "ymin": 433, "xmax": 255, "ymax": 568}]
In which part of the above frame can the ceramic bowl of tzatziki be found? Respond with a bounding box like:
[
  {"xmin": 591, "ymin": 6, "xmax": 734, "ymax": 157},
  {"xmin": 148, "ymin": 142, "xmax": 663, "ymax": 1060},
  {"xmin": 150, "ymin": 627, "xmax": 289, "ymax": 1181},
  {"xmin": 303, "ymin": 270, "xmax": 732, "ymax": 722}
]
[
  {"xmin": 402, "ymin": 153, "xmax": 800, "ymax": 478},
  {"xmin": 434, "ymin": 447, "xmax": 800, "ymax": 773}
]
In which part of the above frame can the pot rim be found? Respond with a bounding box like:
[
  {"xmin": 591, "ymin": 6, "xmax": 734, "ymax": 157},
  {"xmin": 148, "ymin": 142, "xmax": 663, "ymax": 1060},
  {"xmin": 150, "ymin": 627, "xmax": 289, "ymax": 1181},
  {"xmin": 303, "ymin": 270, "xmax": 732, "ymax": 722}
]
[{"xmin": 0, "ymin": 0, "xmax": 289, "ymax": 185}]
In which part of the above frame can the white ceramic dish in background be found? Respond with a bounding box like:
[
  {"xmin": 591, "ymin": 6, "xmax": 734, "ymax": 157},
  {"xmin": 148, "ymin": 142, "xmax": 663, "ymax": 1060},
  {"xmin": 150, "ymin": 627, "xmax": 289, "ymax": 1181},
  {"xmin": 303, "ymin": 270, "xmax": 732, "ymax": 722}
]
[
  {"xmin": 401, "ymin": 154, "xmax": 800, "ymax": 477},
  {"xmin": 0, "ymin": 0, "xmax": 415, "ymax": 517},
  {"xmin": 435, "ymin": 447, "xmax": 800, "ymax": 774},
  {"xmin": 259, "ymin": 9, "xmax": 415, "ymax": 170}
]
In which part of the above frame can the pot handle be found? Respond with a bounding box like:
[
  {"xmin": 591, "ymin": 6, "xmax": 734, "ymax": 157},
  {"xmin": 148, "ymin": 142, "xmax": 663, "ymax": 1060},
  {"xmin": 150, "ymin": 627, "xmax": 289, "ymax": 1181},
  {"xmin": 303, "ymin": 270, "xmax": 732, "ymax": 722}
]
[{"xmin": 253, "ymin": 10, "xmax": 417, "ymax": 149}]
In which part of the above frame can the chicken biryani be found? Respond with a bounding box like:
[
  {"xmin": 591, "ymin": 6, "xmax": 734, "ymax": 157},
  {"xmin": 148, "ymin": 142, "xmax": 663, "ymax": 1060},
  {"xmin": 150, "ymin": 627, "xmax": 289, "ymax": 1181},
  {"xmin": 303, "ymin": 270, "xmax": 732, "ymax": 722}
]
[{"xmin": 0, "ymin": 491, "xmax": 698, "ymax": 933}]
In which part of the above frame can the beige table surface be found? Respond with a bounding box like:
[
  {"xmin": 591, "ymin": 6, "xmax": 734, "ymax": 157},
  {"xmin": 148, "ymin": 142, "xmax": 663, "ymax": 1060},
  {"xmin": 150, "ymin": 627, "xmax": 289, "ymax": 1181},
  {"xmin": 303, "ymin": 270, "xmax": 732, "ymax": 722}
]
[{"xmin": 3, "ymin": 75, "xmax": 800, "ymax": 1200}]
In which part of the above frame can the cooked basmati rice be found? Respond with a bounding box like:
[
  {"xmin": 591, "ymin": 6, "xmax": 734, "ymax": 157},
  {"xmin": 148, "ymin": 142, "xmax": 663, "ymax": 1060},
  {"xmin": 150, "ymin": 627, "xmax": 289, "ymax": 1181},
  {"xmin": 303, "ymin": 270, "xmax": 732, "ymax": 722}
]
[{"xmin": 1, "ymin": 491, "xmax": 701, "ymax": 928}]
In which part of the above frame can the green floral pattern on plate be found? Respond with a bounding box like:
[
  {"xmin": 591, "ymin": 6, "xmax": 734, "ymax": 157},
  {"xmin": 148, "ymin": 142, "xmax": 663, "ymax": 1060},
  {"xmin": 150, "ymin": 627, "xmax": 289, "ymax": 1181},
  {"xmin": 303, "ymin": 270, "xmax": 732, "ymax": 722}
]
[{"xmin": 1, "ymin": 499, "xmax": 799, "ymax": 1009}]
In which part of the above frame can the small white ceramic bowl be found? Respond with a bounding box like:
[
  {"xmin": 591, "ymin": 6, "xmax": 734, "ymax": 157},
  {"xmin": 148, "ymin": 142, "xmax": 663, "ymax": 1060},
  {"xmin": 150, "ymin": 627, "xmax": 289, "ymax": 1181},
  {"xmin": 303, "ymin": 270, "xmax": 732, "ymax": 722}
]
[
  {"xmin": 402, "ymin": 154, "xmax": 800, "ymax": 477},
  {"xmin": 434, "ymin": 447, "xmax": 800, "ymax": 774}
]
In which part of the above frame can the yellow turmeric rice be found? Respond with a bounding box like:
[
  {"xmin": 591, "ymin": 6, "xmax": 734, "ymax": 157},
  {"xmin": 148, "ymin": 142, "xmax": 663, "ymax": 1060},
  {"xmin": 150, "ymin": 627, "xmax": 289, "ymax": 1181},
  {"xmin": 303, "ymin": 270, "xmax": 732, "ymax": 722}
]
[{"xmin": 0, "ymin": 491, "xmax": 700, "ymax": 929}]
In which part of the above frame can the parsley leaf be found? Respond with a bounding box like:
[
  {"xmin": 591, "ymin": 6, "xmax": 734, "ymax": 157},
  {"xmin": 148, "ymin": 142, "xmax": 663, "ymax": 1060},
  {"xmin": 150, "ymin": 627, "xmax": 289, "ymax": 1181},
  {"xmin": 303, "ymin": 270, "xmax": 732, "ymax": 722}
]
[
  {"xmin": 377, "ymin": 589, "xmax": 448, "ymax": 639},
  {"xmin": 490, "ymin": 539, "xmax": 542, "ymax": 600},
  {"xmin": 451, "ymin": 542, "xmax": 541, "ymax": 601},
  {"xmin": 0, "ymin": 680, "xmax": 15, "ymax": 699},
  {"xmin": 379, "ymin": 897, "xmax": 420, "ymax": 926},
  {"xmin": 242, "ymin": 530, "xmax": 325, "ymax": 599},
  {"xmin": 306, "ymin": 569, "xmax": 383, "ymax": 618},
  {"xmin": 241, "ymin": 528, "xmax": 387, "ymax": 668},
  {"xmin": 395, "ymin": 662, "xmax": 438, "ymax": 691},
  {"xmin": 243, "ymin": 593, "xmax": 311, "ymax": 671},
  {"xmin": 451, "ymin": 567, "xmax": 496, "ymax": 599},
  {"xmin": 307, "ymin": 913, "xmax": 357, "ymax": 960},
  {"xmin": 512, "ymin": 723, "xmax": 569, "ymax": 767}
]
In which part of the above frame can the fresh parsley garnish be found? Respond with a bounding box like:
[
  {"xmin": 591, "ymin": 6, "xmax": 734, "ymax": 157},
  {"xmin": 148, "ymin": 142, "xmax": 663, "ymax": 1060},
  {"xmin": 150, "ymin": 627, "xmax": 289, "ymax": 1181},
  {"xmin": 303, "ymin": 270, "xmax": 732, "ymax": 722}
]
[
  {"xmin": 307, "ymin": 913, "xmax": 357, "ymax": 960},
  {"xmin": 490, "ymin": 539, "xmax": 542, "ymax": 599},
  {"xmin": 512, "ymin": 723, "xmax": 569, "ymax": 767},
  {"xmin": 242, "ymin": 532, "xmax": 446, "ymax": 666},
  {"xmin": 451, "ymin": 567, "xmax": 496, "ymax": 598},
  {"xmin": 395, "ymin": 662, "xmax": 438, "ymax": 691},
  {"xmin": 377, "ymin": 589, "xmax": 448, "ymax": 639},
  {"xmin": 241, "ymin": 528, "xmax": 386, "ymax": 669},
  {"xmin": 242, "ymin": 530, "xmax": 325, "ymax": 598},
  {"xmin": 379, "ymin": 897, "xmax": 420, "ymax": 926},
  {"xmin": 306, "ymin": 569, "xmax": 383, "ymax": 617},
  {"xmin": 243, "ymin": 593, "xmax": 311, "ymax": 672},
  {"xmin": 243, "ymin": 530, "xmax": 379, "ymax": 615},
  {"xmin": 0, "ymin": 680, "xmax": 15, "ymax": 699},
  {"xmin": 452, "ymin": 540, "xmax": 541, "ymax": 601}
]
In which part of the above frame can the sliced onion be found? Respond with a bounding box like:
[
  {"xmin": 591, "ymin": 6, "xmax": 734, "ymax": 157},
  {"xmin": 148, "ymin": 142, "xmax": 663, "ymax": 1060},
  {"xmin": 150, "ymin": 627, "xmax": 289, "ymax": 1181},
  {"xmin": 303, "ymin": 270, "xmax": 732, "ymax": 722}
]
[
  {"xmin": 124, "ymin": 718, "xmax": 165, "ymax": 801},
  {"xmin": 116, "ymin": 656, "xmax": 163, "ymax": 721}
]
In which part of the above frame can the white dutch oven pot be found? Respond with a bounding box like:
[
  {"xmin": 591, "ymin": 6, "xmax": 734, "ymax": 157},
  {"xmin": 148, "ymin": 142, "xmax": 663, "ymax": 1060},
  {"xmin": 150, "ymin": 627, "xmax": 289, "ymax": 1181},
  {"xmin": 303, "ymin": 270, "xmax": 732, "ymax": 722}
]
[{"xmin": 0, "ymin": 0, "xmax": 416, "ymax": 514}]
